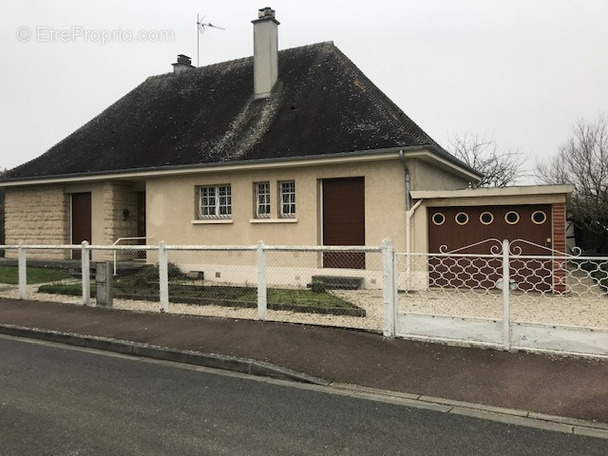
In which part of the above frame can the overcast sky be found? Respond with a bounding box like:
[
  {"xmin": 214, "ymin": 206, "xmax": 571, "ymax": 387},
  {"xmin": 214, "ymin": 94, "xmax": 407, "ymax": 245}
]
[{"xmin": 1, "ymin": 0, "xmax": 607, "ymax": 182}]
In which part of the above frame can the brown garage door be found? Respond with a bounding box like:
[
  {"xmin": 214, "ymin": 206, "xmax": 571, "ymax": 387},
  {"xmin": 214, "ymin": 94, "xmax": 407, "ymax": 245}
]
[
  {"xmin": 71, "ymin": 192, "xmax": 92, "ymax": 259},
  {"xmin": 322, "ymin": 177, "xmax": 365, "ymax": 269},
  {"xmin": 428, "ymin": 205, "xmax": 553, "ymax": 291}
]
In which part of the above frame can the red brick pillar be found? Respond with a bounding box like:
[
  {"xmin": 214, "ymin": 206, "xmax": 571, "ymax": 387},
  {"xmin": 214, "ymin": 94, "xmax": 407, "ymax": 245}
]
[{"xmin": 552, "ymin": 202, "xmax": 567, "ymax": 294}]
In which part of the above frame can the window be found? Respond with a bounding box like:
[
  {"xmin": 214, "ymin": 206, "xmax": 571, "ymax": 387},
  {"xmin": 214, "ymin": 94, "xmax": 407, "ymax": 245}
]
[
  {"xmin": 279, "ymin": 180, "xmax": 296, "ymax": 218},
  {"xmin": 255, "ymin": 182, "xmax": 271, "ymax": 218},
  {"xmin": 198, "ymin": 184, "xmax": 231, "ymax": 219},
  {"xmin": 531, "ymin": 210, "xmax": 547, "ymax": 224},
  {"xmin": 432, "ymin": 212, "xmax": 445, "ymax": 226},
  {"xmin": 455, "ymin": 212, "xmax": 469, "ymax": 225},
  {"xmin": 480, "ymin": 212, "xmax": 494, "ymax": 225},
  {"xmin": 505, "ymin": 211, "xmax": 520, "ymax": 225}
]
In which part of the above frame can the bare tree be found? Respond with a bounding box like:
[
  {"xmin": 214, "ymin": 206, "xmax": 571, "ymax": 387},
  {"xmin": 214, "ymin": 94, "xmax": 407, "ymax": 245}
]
[
  {"xmin": 449, "ymin": 133, "xmax": 526, "ymax": 188},
  {"xmin": 536, "ymin": 114, "xmax": 608, "ymax": 253}
]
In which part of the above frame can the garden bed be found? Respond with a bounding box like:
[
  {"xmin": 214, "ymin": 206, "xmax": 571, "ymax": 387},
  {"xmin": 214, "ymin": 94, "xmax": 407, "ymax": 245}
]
[{"xmin": 37, "ymin": 282, "xmax": 366, "ymax": 317}]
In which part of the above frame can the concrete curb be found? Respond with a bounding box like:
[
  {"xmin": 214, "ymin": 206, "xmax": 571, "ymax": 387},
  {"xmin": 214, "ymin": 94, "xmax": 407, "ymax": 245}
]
[
  {"xmin": 330, "ymin": 383, "xmax": 608, "ymax": 439},
  {"xmin": 3, "ymin": 323, "xmax": 607, "ymax": 439},
  {"xmin": 0, "ymin": 324, "xmax": 330, "ymax": 386}
]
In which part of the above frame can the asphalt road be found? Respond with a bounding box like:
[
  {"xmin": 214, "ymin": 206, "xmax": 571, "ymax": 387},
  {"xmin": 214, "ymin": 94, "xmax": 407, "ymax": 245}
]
[{"xmin": 0, "ymin": 336, "xmax": 606, "ymax": 456}]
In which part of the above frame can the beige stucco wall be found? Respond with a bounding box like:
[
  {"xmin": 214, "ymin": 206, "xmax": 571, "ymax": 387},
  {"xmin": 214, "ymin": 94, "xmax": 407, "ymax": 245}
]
[
  {"xmin": 409, "ymin": 159, "xmax": 471, "ymax": 191},
  {"xmin": 146, "ymin": 158, "xmax": 410, "ymax": 251},
  {"xmin": 2, "ymin": 152, "xmax": 477, "ymax": 272}
]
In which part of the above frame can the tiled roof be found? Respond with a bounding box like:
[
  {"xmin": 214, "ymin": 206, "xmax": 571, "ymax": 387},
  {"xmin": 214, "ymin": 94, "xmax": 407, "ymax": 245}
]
[{"xmin": 5, "ymin": 42, "xmax": 468, "ymax": 180}]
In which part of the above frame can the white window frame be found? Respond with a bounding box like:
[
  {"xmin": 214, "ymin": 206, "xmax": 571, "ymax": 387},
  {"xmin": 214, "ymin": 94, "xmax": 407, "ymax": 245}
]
[
  {"xmin": 255, "ymin": 182, "xmax": 271, "ymax": 219},
  {"xmin": 198, "ymin": 184, "xmax": 232, "ymax": 219},
  {"xmin": 279, "ymin": 180, "xmax": 296, "ymax": 218}
]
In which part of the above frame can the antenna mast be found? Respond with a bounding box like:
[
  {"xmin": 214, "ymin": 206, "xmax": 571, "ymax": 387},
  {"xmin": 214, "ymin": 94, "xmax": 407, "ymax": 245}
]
[{"xmin": 196, "ymin": 13, "xmax": 226, "ymax": 67}]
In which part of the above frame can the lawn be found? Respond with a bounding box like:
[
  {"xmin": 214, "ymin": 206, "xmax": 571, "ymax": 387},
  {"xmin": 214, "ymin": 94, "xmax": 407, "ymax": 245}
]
[
  {"xmin": 0, "ymin": 265, "xmax": 72, "ymax": 284},
  {"xmin": 38, "ymin": 280, "xmax": 366, "ymax": 317}
]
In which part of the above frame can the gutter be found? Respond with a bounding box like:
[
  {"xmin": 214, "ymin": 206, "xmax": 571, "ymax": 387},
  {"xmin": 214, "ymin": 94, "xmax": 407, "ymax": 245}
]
[
  {"xmin": 1, "ymin": 145, "xmax": 432, "ymax": 187},
  {"xmin": 406, "ymin": 199, "xmax": 423, "ymax": 255}
]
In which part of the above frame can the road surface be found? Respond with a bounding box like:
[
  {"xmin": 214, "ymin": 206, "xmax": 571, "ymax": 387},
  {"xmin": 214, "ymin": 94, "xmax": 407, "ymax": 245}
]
[{"xmin": 0, "ymin": 336, "xmax": 605, "ymax": 455}]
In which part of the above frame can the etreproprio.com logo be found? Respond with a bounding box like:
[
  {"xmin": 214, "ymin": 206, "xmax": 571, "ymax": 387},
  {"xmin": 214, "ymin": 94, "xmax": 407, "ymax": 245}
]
[{"xmin": 16, "ymin": 26, "xmax": 175, "ymax": 45}]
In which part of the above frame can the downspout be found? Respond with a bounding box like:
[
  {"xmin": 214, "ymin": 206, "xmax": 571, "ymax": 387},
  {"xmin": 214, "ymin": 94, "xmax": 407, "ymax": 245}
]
[
  {"xmin": 398, "ymin": 150, "xmax": 411, "ymax": 212},
  {"xmin": 400, "ymin": 150, "xmax": 423, "ymax": 289},
  {"xmin": 399, "ymin": 150, "xmax": 423, "ymax": 255}
]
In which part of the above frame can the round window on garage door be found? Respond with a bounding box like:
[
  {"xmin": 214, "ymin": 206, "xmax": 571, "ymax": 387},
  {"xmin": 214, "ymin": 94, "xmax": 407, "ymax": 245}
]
[
  {"xmin": 505, "ymin": 211, "xmax": 520, "ymax": 225},
  {"xmin": 480, "ymin": 212, "xmax": 494, "ymax": 225},
  {"xmin": 531, "ymin": 210, "xmax": 547, "ymax": 224},
  {"xmin": 455, "ymin": 212, "xmax": 469, "ymax": 225},
  {"xmin": 432, "ymin": 212, "xmax": 446, "ymax": 225}
]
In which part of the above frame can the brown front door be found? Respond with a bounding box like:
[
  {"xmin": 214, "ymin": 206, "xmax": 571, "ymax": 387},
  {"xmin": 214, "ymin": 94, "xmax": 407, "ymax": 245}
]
[
  {"xmin": 322, "ymin": 177, "xmax": 365, "ymax": 269},
  {"xmin": 71, "ymin": 192, "xmax": 92, "ymax": 259}
]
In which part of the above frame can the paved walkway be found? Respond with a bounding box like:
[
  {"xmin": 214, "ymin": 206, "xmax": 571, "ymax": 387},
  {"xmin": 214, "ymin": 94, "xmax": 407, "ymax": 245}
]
[{"xmin": 1, "ymin": 298, "xmax": 607, "ymax": 429}]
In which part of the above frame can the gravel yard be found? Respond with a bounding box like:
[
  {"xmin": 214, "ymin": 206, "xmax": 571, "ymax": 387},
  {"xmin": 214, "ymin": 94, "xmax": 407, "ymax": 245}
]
[{"xmin": 1, "ymin": 279, "xmax": 607, "ymax": 333}]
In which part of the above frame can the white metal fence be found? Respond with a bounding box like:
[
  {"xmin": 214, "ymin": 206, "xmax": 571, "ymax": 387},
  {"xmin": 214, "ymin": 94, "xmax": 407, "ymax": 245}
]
[
  {"xmin": 396, "ymin": 239, "xmax": 608, "ymax": 356},
  {"xmin": 0, "ymin": 241, "xmax": 389, "ymax": 333},
  {"xmin": 0, "ymin": 239, "xmax": 607, "ymax": 356}
]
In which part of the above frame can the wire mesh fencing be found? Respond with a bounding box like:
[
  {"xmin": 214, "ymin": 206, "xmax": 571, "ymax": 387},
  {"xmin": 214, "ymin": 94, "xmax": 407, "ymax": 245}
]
[
  {"xmin": 3, "ymin": 239, "xmax": 605, "ymax": 354},
  {"xmin": 159, "ymin": 245, "xmax": 385, "ymax": 331},
  {"xmin": 0, "ymin": 242, "xmax": 388, "ymax": 333}
]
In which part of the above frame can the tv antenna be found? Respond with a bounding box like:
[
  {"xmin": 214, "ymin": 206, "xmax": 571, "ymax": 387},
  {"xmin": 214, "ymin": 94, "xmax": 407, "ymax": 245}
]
[{"xmin": 196, "ymin": 13, "xmax": 225, "ymax": 67}]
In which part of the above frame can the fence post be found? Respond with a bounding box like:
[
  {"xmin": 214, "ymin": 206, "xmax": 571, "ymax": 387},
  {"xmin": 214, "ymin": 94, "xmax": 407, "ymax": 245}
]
[
  {"xmin": 382, "ymin": 238, "xmax": 396, "ymax": 338},
  {"xmin": 18, "ymin": 242, "xmax": 27, "ymax": 300},
  {"xmin": 158, "ymin": 241, "xmax": 169, "ymax": 312},
  {"xmin": 502, "ymin": 239, "xmax": 511, "ymax": 350},
  {"xmin": 81, "ymin": 241, "xmax": 90, "ymax": 306},
  {"xmin": 257, "ymin": 240, "xmax": 267, "ymax": 320}
]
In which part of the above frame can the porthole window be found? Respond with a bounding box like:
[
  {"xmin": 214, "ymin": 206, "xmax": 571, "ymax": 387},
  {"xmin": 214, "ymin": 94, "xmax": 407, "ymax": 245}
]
[
  {"xmin": 432, "ymin": 212, "xmax": 446, "ymax": 226},
  {"xmin": 455, "ymin": 212, "xmax": 469, "ymax": 225},
  {"xmin": 505, "ymin": 211, "xmax": 520, "ymax": 225},
  {"xmin": 480, "ymin": 212, "xmax": 493, "ymax": 225},
  {"xmin": 531, "ymin": 210, "xmax": 547, "ymax": 224}
]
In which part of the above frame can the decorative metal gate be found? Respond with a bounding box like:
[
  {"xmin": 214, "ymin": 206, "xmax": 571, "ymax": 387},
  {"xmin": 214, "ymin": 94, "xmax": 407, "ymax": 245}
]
[{"xmin": 396, "ymin": 239, "xmax": 608, "ymax": 356}]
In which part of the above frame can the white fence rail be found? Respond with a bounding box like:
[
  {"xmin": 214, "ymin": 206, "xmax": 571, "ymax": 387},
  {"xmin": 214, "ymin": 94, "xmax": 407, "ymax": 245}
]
[
  {"xmin": 0, "ymin": 239, "xmax": 607, "ymax": 357},
  {"xmin": 0, "ymin": 241, "xmax": 390, "ymax": 335}
]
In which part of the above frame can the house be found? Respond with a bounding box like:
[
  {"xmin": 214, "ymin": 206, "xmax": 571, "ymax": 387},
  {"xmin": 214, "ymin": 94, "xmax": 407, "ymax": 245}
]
[{"xmin": 0, "ymin": 7, "xmax": 571, "ymax": 290}]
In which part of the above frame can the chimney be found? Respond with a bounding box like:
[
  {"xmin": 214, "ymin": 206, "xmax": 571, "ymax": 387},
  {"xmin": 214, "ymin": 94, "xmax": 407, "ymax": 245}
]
[
  {"xmin": 252, "ymin": 7, "xmax": 279, "ymax": 99},
  {"xmin": 172, "ymin": 54, "xmax": 194, "ymax": 73}
]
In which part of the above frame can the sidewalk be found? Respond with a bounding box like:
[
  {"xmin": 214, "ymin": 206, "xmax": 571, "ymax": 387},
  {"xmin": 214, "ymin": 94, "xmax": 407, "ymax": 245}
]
[{"xmin": 1, "ymin": 298, "xmax": 607, "ymax": 427}]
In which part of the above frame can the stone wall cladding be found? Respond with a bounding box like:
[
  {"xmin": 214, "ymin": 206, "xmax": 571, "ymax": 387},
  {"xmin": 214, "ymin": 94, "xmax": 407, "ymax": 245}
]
[
  {"xmin": 4, "ymin": 186, "xmax": 69, "ymax": 259},
  {"xmin": 103, "ymin": 182, "xmax": 139, "ymax": 261}
]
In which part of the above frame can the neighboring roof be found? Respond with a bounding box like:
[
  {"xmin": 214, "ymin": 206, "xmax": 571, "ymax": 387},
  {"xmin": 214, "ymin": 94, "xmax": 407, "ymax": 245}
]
[{"xmin": 4, "ymin": 42, "xmax": 477, "ymax": 182}]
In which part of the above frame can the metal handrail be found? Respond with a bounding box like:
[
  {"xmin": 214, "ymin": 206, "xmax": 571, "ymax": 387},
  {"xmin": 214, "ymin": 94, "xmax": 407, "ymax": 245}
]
[{"xmin": 112, "ymin": 237, "xmax": 151, "ymax": 275}]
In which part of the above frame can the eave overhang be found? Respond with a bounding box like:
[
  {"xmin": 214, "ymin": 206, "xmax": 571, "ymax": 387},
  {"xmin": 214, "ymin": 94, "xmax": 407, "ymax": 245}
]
[{"xmin": 0, "ymin": 145, "xmax": 481, "ymax": 188}]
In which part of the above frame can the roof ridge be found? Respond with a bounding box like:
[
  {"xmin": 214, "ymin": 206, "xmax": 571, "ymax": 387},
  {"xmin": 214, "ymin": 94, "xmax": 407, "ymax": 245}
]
[{"xmin": 147, "ymin": 42, "xmax": 337, "ymax": 82}]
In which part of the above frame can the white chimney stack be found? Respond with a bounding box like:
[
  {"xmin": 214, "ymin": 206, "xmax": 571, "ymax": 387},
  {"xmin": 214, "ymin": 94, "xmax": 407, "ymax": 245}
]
[{"xmin": 252, "ymin": 7, "xmax": 279, "ymax": 99}]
